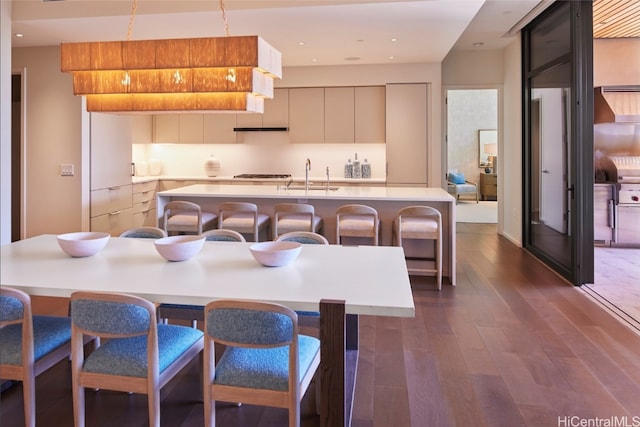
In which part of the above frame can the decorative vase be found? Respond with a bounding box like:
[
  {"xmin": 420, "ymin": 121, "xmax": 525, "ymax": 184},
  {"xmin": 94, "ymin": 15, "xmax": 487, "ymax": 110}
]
[
  {"xmin": 485, "ymin": 167, "xmax": 492, "ymax": 174},
  {"xmin": 204, "ymin": 155, "xmax": 221, "ymax": 177}
]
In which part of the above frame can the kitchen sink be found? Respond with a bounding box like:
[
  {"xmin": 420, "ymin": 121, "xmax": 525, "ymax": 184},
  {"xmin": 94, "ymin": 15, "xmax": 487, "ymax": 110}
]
[{"xmin": 285, "ymin": 185, "xmax": 340, "ymax": 191}]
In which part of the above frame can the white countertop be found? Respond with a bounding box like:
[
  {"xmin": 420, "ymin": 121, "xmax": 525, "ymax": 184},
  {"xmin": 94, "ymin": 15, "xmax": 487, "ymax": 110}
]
[
  {"xmin": 1, "ymin": 235, "xmax": 414, "ymax": 317},
  {"xmin": 133, "ymin": 175, "xmax": 386, "ymax": 185},
  {"xmin": 158, "ymin": 183, "xmax": 455, "ymax": 202}
]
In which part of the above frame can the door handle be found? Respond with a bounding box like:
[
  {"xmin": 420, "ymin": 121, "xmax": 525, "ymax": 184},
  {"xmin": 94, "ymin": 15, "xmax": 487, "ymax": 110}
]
[{"xmin": 542, "ymin": 170, "xmax": 550, "ymax": 173}]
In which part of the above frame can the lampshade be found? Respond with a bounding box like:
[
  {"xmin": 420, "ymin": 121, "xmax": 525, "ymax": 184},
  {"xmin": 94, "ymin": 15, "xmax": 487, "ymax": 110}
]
[{"xmin": 60, "ymin": 35, "xmax": 282, "ymax": 113}]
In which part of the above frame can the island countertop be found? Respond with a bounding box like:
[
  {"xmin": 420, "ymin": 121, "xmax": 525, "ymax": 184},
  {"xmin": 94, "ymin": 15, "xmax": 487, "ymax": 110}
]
[
  {"xmin": 157, "ymin": 184, "xmax": 456, "ymax": 286},
  {"xmin": 157, "ymin": 183, "xmax": 454, "ymax": 202}
]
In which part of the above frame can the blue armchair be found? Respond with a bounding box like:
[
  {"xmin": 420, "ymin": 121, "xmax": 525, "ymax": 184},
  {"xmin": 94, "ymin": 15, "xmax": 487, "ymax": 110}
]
[{"xmin": 447, "ymin": 171, "xmax": 479, "ymax": 203}]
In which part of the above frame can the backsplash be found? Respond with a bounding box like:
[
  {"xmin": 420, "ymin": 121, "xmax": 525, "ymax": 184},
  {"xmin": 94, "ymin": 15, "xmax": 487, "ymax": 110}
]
[{"xmin": 132, "ymin": 134, "xmax": 386, "ymax": 179}]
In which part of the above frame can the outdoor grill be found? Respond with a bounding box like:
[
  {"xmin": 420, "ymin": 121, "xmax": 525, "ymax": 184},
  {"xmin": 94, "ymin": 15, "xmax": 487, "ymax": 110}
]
[{"xmin": 599, "ymin": 155, "xmax": 640, "ymax": 245}]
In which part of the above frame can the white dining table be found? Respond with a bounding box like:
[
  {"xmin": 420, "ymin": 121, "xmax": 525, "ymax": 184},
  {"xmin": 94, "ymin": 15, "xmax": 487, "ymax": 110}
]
[{"xmin": 1, "ymin": 234, "xmax": 414, "ymax": 427}]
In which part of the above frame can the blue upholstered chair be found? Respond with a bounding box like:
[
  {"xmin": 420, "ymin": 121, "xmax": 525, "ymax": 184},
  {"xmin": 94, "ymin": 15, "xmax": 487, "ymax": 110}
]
[
  {"xmin": 201, "ymin": 228, "xmax": 246, "ymax": 242},
  {"xmin": 275, "ymin": 231, "xmax": 329, "ymax": 245},
  {"xmin": 0, "ymin": 286, "xmax": 74, "ymax": 427},
  {"xmin": 119, "ymin": 226, "xmax": 167, "ymax": 239},
  {"xmin": 203, "ymin": 299, "xmax": 320, "ymax": 427},
  {"xmin": 156, "ymin": 229, "xmax": 246, "ymax": 328},
  {"xmin": 447, "ymin": 171, "xmax": 478, "ymax": 203},
  {"xmin": 70, "ymin": 291, "xmax": 204, "ymax": 427}
]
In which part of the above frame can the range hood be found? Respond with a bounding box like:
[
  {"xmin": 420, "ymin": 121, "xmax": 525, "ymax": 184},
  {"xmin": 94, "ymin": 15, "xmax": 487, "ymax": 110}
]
[
  {"xmin": 233, "ymin": 127, "xmax": 288, "ymax": 132},
  {"xmin": 594, "ymin": 86, "xmax": 640, "ymax": 124}
]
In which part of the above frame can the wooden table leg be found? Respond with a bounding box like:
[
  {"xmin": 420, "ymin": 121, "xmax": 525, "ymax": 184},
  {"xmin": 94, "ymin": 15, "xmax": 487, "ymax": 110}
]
[{"xmin": 320, "ymin": 300, "xmax": 359, "ymax": 427}]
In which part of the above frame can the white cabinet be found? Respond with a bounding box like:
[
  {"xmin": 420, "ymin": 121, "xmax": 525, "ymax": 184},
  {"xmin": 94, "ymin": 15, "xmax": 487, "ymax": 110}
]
[
  {"xmin": 385, "ymin": 83, "xmax": 428, "ymax": 185},
  {"xmin": 263, "ymin": 88, "xmax": 289, "ymax": 127},
  {"xmin": 203, "ymin": 115, "xmax": 237, "ymax": 144},
  {"xmin": 289, "ymin": 88, "xmax": 325, "ymax": 143},
  {"xmin": 355, "ymin": 86, "xmax": 385, "ymax": 143},
  {"xmin": 132, "ymin": 180, "xmax": 158, "ymax": 227},
  {"xmin": 131, "ymin": 115, "xmax": 153, "ymax": 144},
  {"xmin": 325, "ymin": 87, "xmax": 355, "ymax": 143},
  {"xmin": 179, "ymin": 115, "xmax": 204, "ymax": 144},
  {"xmin": 153, "ymin": 115, "xmax": 180, "ymax": 143},
  {"xmin": 90, "ymin": 113, "xmax": 134, "ymax": 235}
]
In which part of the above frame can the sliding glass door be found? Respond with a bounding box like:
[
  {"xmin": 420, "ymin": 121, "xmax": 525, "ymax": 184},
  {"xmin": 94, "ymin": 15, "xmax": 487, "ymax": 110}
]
[{"xmin": 522, "ymin": 1, "xmax": 594, "ymax": 285}]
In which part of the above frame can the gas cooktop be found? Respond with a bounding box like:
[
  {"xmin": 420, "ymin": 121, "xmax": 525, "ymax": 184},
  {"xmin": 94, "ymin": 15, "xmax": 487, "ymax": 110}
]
[{"xmin": 233, "ymin": 174, "xmax": 292, "ymax": 179}]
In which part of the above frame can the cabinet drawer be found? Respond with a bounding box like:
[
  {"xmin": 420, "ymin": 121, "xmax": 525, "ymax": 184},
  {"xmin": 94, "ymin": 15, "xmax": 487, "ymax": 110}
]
[
  {"xmin": 132, "ymin": 209, "xmax": 158, "ymax": 228},
  {"xmin": 133, "ymin": 189, "xmax": 156, "ymax": 204},
  {"xmin": 133, "ymin": 180, "xmax": 158, "ymax": 194},
  {"xmin": 133, "ymin": 199, "xmax": 156, "ymax": 214},
  {"xmin": 90, "ymin": 208, "xmax": 133, "ymax": 236},
  {"xmin": 91, "ymin": 185, "xmax": 133, "ymax": 217}
]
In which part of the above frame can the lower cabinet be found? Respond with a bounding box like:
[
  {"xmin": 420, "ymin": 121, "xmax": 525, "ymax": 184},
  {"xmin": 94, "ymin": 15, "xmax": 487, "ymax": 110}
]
[
  {"xmin": 132, "ymin": 181, "xmax": 158, "ymax": 227},
  {"xmin": 90, "ymin": 185, "xmax": 133, "ymax": 236}
]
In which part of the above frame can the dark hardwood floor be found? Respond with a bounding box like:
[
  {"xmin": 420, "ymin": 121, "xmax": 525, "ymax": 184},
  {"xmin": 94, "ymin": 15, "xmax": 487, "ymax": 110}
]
[{"xmin": 2, "ymin": 223, "xmax": 640, "ymax": 426}]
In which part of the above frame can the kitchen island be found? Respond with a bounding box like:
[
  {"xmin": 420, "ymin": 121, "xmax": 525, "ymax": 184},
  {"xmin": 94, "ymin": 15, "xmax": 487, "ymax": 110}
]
[{"xmin": 157, "ymin": 183, "xmax": 456, "ymax": 285}]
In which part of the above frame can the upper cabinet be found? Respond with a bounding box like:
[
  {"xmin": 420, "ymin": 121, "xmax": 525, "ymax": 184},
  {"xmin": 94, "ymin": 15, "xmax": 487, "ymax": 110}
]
[
  {"xmin": 290, "ymin": 86, "xmax": 385, "ymax": 144},
  {"xmin": 289, "ymin": 88, "xmax": 325, "ymax": 144},
  {"xmin": 203, "ymin": 115, "xmax": 237, "ymax": 144},
  {"xmin": 386, "ymin": 83, "xmax": 428, "ymax": 185},
  {"xmin": 131, "ymin": 115, "xmax": 153, "ymax": 144},
  {"xmin": 150, "ymin": 86, "xmax": 384, "ymax": 144},
  {"xmin": 355, "ymin": 86, "xmax": 385, "ymax": 144},
  {"xmin": 325, "ymin": 87, "xmax": 355, "ymax": 143}
]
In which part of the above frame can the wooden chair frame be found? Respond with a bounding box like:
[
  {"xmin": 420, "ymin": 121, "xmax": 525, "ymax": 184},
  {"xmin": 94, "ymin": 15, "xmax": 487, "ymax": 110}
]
[
  {"xmin": 218, "ymin": 202, "xmax": 270, "ymax": 242},
  {"xmin": 336, "ymin": 204, "xmax": 381, "ymax": 246},
  {"xmin": 393, "ymin": 205, "xmax": 443, "ymax": 289},
  {"xmin": 163, "ymin": 200, "xmax": 217, "ymax": 235},
  {"xmin": 273, "ymin": 203, "xmax": 323, "ymax": 239},
  {"xmin": 203, "ymin": 299, "xmax": 320, "ymax": 427},
  {"xmin": 70, "ymin": 291, "xmax": 204, "ymax": 427},
  {"xmin": 0, "ymin": 287, "xmax": 74, "ymax": 427}
]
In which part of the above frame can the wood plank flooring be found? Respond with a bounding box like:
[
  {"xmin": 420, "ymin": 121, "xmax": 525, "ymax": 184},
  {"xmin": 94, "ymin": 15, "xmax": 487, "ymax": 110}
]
[{"xmin": 2, "ymin": 223, "xmax": 640, "ymax": 426}]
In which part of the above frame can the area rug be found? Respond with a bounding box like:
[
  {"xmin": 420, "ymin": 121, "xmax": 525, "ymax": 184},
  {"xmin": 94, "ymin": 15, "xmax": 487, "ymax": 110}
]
[{"xmin": 455, "ymin": 201, "xmax": 497, "ymax": 223}]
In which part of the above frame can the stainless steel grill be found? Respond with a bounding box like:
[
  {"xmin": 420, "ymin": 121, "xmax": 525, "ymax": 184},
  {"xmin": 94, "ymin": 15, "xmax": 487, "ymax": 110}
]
[{"xmin": 599, "ymin": 155, "xmax": 640, "ymax": 245}]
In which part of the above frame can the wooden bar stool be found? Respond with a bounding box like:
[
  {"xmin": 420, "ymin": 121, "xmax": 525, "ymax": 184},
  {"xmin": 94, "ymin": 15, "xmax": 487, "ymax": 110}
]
[
  {"xmin": 218, "ymin": 202, "xmax": 270, "ymax": 242},
  {"xmin": 336, "ymin": 204, "xmax": 380, "ymax": 246},
  {"xmin": 392, "ymin": 206, "xmax": 442, "ymax": 289},
  {"xmin": 163, "ymin": 201, "xmax": 217, "ymax": 236},
  {"xmin": 273, "ymin": 203, "xmax": 323, "ymax": 240}
]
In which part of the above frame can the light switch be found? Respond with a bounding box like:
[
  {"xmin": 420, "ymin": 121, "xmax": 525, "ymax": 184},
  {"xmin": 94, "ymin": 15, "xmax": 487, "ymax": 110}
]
[{"xmin": 60, "ymin": 164, "xmax": 74, "ymax": 176}]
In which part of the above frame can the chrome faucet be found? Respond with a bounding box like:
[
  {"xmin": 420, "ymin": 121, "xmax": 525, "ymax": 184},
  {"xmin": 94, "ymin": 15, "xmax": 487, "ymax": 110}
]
[
  {"xmin": 326, "ymin": 166, "xmax": 330, "ymax": 190},
  {"xmin": 305, "ymin": 158, "xmax": 311, "ymax": 191}
]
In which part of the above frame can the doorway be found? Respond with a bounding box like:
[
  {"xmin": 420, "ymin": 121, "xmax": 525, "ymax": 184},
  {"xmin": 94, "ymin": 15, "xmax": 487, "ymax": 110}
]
[
  {"xmin": 445, "ymin": 87, "xmax": 499, "ymax": 224},
  {"xmin": 11, "ymin": 73, "xmax": 22, "ymax": 242}
]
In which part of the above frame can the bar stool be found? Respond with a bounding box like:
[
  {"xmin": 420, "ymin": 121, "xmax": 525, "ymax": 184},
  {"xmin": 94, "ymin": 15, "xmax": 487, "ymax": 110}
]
[
  {"xmin": 392, "ymin": 206, "xmax": 442, "ymax": 290},
  {"xmin": 273, "ymin": 203, "xmax": 323, "ymax": 240},
  {"xmin": 163, "ymin": 201, "xmax": 217, "ymax": 236},
  {"xmin": 218, "ymin": 202, "xmax": 270, "ymax": 242},
  {"xmin": 336, "ymin": 204, "xmax": 380, "ymax": 246}
]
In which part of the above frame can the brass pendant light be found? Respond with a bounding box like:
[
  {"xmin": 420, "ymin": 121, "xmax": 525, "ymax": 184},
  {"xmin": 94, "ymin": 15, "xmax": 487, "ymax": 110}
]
[{"xmin": 60, "ymin": 0, "xmax": 281, "ymax": 113}]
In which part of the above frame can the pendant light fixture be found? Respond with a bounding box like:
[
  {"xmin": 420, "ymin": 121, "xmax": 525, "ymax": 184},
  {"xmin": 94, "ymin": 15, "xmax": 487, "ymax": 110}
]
[{"xmin": 60, "ymin": 0, "xmax": 281, "ymax": 113}]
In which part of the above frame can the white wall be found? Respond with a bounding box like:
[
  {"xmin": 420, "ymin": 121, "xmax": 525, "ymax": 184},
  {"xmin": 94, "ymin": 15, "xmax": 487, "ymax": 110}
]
[
  {"xmin": 442, "ymin": 45, "xmax": 523, "ymax": 245},
  {"xmin": 12, "ymin": 46, "xmax": 86, "ymax": 237},
  {"xmin": 0, "ymin": 0, "xmax": 11, "ymax": 244}
]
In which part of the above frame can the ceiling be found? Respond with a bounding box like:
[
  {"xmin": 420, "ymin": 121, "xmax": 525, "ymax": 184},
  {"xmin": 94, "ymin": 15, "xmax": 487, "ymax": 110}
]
[
  {"xmin": 10, "ymin": 0, "xmax": 543, "ymax": 67},
  {"xmin": 9, "ymin": 0, "xmax": 638, "ymax": 68}
]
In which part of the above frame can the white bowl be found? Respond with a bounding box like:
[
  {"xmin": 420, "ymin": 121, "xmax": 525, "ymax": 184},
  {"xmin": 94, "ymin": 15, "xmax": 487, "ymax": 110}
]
[
  {"xmin": 249, "ymin": 241, "xmax": 302, "ymax": 267},
  {"xmin": 154, "ymin": 235, "xmax": 205, "ymax": 262},
  {"xmin": 57, "ymin": 232, "xmax": 110, "ymax": 257}
]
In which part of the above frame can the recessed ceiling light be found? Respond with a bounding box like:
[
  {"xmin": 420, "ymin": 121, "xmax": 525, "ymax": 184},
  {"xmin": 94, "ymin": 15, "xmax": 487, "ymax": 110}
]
[
  {"xmin": 388, "ymin": 56, "xmax": 395, "ymax": 60},
  {"xmin": 298, "ymin": 41, "xmax": 305, "ymax": 46},
  {"xmin": 15, "ymin": 33, "xmax": 24, "ymax": 38},
  {"xmin": 391, "ymin": 38, "xmax": 398, "ymax": 42},
  {"xmin": 312, "ymin": 58, "xmax": 317, "ymax": 62}
]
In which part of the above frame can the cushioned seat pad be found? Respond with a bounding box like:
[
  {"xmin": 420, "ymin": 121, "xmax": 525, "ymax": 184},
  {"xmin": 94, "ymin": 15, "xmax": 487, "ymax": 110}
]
[
  {"xmin": 214, "ymin": 335, "xmax": 320, "ymax": 391},
  {"xmin": 82, "ymin": 324, "xmax": 203, "ymax": 377},
  {"xmin": 0, "ymin": 315, "xmax": 71, "ymax": 365}
]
